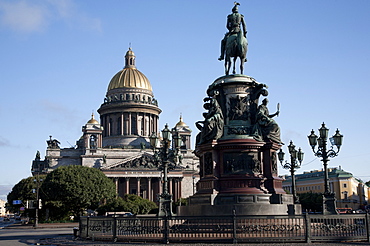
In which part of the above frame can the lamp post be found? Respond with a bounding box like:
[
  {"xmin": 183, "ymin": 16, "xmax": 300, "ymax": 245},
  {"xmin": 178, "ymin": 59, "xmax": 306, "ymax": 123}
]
[
  {"xmin": 308, "ymin": 122, "xmax": 343, "ymax": 215},
  {"xmin": 32, "ymin": 167, "xmax": 43, "ymax": 228},
  {"xmin": 278, "ymin": 141, "xmax": 304, "ymax": 204},
  {"xmin": 149, "ymin": 124, "xmax": 182, "ymax": 218},
  {"xmin": 33, "ymin": 177, "xmax": 41, "ymax": 228}
]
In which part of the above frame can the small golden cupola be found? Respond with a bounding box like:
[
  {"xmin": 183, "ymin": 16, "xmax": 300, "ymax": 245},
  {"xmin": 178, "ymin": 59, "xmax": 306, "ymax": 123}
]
[
  {"xmin": 87, "ymin": 113, "xmax": 99, "ymax": 124},
  {"xmin": 81, "ymin": 113, "xmax": 103, "ymax": 151},
  {"xmin": 173, "ymin": 115, "xmax": 192, "ymax": 150}
]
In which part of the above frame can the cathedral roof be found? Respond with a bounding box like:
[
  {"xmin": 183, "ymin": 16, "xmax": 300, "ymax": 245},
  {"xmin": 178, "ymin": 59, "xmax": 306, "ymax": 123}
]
[{"xmin": 107, "ymin": 48, "xmax": 152, "ymax": 91}]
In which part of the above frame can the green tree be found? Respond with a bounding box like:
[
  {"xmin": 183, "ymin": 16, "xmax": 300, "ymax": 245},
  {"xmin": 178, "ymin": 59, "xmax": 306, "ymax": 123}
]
[
  {"xmin": 7, "ymin": 175, "xmax": 46, "ymax": 214},
  {"xmin": 41, "ymin": 165, "xmax": 116, "ymax": 220},
  {"xmin": 298, "ymin": 192, "xmax": 323, "ymax": 213},
  {"xmin": 97, "ymin": 194, "xmax": 157, "ymax": 215}
]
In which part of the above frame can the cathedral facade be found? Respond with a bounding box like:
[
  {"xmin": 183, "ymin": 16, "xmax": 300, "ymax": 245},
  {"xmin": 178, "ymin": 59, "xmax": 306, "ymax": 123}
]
[{"xmin": 32, "ymin": 49, "xmax": 199, "ymax": 204}]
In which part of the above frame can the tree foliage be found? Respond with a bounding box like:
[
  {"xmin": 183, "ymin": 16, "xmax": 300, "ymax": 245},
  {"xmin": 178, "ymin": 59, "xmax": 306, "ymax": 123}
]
[
  {"xmin": 298, "ymin": 192, "xmax": 323, "ymax": 213},
  {"xmin": 7, "ymin": 175, "xmax": 46, "ymax": 213},
  {"xmin": 97, "ymin": 194, "xmax": 157, "ymax": 215},
  {"xmin": 41, "ymin": 165, "xmax": 116, "ymax": 219}
]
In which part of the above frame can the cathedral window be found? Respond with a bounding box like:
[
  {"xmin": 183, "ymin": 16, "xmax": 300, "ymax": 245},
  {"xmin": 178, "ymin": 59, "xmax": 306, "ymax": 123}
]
[
  {"xmin": 117, "ymin": 117, "xmax": 122, "ymax": 135},
  {"xmin": 132, "ymin": 115, "xmax": 137, "ymax": 135},
  {"xmin": 90, "ymin": 135, "xmax": 97, "ymax": 149}
]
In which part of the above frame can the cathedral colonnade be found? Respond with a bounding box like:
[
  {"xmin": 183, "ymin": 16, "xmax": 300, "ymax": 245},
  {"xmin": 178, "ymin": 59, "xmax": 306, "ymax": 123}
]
[
  {"xmin": 101, "ymin": 112, "xmax": 159, "ymax": 137},
  {"xmin": 112, "ymin": 176, "xmax": 183, "ymax": 203}
]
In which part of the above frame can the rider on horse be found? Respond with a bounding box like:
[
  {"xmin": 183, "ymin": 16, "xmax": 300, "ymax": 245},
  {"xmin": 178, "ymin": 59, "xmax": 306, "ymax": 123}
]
[{"xmin": 218, "ymin": 2, "xmax": 247, "ymax": 61}]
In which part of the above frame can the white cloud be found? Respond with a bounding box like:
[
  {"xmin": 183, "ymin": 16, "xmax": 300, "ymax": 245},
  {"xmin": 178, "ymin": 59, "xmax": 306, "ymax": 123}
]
[
  {"xmin": 0, "ymin": 136, "xmax": 10, "ymax": 147},
  {"xmin": 47, "ymin": 0, "xmax": 72, "ymax": 18},
  {"xmin": 0, "ymin": 1, "xmax": 49, "ymax": 33},
  {"xmin": 0, "ymin": 0, "xmax": 102, "ymax": 33},
  {"xmin": 79, "ymin": 13, "xmax": 102, "ymax": 33}
]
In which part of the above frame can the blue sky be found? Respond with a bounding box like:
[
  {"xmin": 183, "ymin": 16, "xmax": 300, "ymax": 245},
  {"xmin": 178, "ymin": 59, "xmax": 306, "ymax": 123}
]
[{"xmin": 1, "ymin": 0, "xmax": 370, "ymax": 201}]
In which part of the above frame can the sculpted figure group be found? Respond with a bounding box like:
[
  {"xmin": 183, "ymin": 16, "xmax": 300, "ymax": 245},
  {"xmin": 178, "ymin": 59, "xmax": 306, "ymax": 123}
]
[
  {"xmin": 196, "ymin": 91, "xmax": 224, "ymax": 145},
  {"xmin": 196, "ymin": 95, "xmax": 281, "ymax": 145}
]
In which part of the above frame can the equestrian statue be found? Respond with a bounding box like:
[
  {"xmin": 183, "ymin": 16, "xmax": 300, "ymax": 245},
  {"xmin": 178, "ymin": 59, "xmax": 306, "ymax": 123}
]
[{"xmin": 218, "ymin": 2, "xmax": 248, "ymax": 75}]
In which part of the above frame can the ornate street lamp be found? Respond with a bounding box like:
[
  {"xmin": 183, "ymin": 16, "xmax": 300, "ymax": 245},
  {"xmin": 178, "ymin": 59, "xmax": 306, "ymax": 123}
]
[
  {"xmin": 32, "ymin": 176, "xmax": 44, "ymax": 228},
  {"xmin": 149, "ymin": 124, "xmax": 182, "ymax": 218},
  {"xmin": 31, "ymin": 154, "xmax": 44, "ymax": 228},
  {"xmin": 308, "ymin": 122, "xmax": 343, "ymax": 215},
  {"xmin": 278, "ymin": 141, "xmax": 304, "ymax": 204}
]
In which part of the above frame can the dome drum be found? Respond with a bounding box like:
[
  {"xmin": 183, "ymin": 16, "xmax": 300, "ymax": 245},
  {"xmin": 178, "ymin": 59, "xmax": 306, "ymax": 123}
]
[
  {"xmin": 99, "ymin": 109, "xmax": 159, "ymax": 148},
  {"xmin": 98, "ymin": 98, "xmax": 162, "ymax": 115},
  {"xmin": 102, "ymin": 90, "xmax": 158, "ymax": 108}
]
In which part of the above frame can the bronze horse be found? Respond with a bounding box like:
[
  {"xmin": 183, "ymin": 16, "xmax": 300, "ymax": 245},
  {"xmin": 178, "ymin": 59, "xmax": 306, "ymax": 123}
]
[{"xmin": 224, "ymin": 30, "xmax": 248, "ymax": 75}]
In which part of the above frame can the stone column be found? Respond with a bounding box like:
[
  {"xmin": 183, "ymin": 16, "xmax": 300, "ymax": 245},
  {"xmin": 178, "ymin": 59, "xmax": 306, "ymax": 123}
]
[
  {"xmin": 98, "ymin": 133, "xmax": 102, "ymax": 148},
  {"xmin": 137, "ymin": 113, "xmax": 140, "ymax": 135},
  {"xmin": 156, "ymin": 115, "xmax": 159, "ymax": 132},
  {"xmin": 102, "ymin": 116, "xmax": 106, "ymax": 137},
  {"xmin": 128, "ymin": 112, "xmax": 131, "ymax": 135},
  {"xmin": 125, "ymin": 177, "xmax": 130, "ymax": 194},
  {"xmin": 158, "ymin": 177, "xmax": 162, "ymax": 194},
  {"xmin": 148, "ymin": 177, "xmax": 152, "ymax": 201},
  {"xmin": 169, "ymin": 178, "xmax": 173, "ymax": 197},
  {"xmin": 178, "ymin": 177, "xmax": 183, "ymax": 200},
  {"xmin": 108, "ymin": 117, "xmax": 111, "ymax": 136},
  {"xmin": 121, "ymin": 113, "xmax": 124, "ymax": 135},
  {"xmin": 173, "ymin": 178, "xmax": 178, "ymax": 202},
  {"xmin": 136, "ymin": 177, "xmax": 141, "ymax": 197},
  {"xmin": 114, "ymin": 177, "xmax": 119, "ymax": 195},
  {"xmin": 150, "ymin": 114, "xmax": 154, "ymax": 135},
  {"xmin": 145, "ymin": 114, "xmax": 149, "ymax": 136}
]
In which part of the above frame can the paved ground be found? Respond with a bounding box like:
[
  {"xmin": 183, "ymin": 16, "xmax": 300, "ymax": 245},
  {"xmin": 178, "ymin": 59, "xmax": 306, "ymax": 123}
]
[{"xmin": 2, "ymin": 222, "xmax": 370, "ymax": 246}]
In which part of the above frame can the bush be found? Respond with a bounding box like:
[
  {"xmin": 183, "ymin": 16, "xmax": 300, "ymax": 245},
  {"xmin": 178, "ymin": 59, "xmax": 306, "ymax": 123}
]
[{"xmin": 97, "ymin": 194, "xmax": 158, "ymax": 215}]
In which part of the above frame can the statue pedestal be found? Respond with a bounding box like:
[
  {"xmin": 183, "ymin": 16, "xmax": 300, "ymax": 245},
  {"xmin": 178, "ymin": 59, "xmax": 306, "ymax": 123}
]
[
  {"xmin": 180, "ymin": 74, "xmax": 299, "ymax": 216},
  {"xmin": 178, "ymin": 138, "xmax": 299, "ymax": 216},
  {"xmin": 178, "ymin": 194, "xmax": 301, "ymax": 216}
]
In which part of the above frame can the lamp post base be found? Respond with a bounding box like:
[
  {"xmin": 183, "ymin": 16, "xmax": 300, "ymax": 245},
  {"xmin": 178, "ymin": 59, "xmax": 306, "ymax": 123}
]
[
  {"xmin": 323, "ymin": 193, "xmax": 338, "ymax": 215},
  {"xmin": 157, "ymin": 193, "xmax": 173, "ymax": 217}
]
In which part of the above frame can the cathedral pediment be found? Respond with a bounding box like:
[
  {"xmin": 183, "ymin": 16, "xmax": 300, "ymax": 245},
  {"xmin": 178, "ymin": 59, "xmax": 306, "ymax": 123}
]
[{"xmin": 101, "ymin": 152, "xmax": 158, "ymax": 170}]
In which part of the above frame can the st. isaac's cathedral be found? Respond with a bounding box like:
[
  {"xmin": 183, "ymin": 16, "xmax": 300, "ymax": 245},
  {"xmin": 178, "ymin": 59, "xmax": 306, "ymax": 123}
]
[{"xmin": 31, "ymin": 48, "xmax": 200, "ymax": 204}]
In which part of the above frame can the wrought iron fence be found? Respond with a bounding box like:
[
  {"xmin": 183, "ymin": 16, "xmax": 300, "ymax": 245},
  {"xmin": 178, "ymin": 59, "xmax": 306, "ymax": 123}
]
[{"xmin": 79, "ymin": 213, "xmax": 370, "ymax": 244}]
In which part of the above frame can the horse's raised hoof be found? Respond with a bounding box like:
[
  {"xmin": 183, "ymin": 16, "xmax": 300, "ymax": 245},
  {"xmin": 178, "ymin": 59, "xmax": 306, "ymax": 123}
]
[{"xmin": 218, "ymin": 57, "xmax": 224, "ymax": 61}]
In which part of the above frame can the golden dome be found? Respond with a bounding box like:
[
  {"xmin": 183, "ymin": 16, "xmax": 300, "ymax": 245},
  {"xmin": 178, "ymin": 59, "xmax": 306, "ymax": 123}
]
[
  {"xmin": 87, "ymin": 113, "xmax": 99, "ymax": 124},
  {"xmin": 176, "ymin": 115, "xmax": 187, "ymax": 127},
  {"xmin": 107, "ymin": 48, "xmax": 152, "ymax": 91}
]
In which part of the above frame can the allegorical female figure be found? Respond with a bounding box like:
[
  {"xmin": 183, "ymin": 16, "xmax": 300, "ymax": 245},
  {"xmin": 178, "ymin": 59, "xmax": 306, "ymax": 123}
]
[
  {"xmin": 254, "ymin": 98, "xmax": 281, "ymax": 143},
  {"xmin": 196, "ymin": 93, "xmax": 224, "ymax": 145}
]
